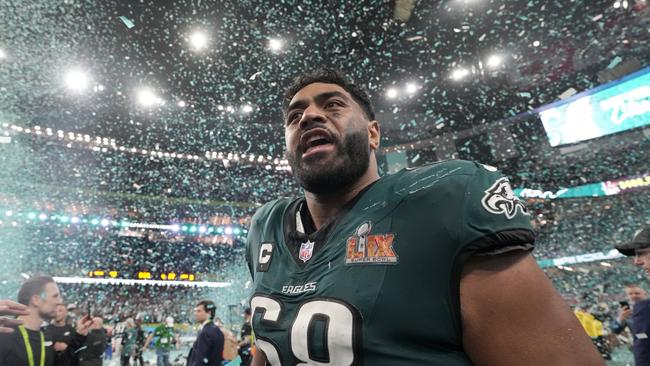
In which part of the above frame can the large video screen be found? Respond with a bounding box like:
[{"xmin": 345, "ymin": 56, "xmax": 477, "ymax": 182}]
[{"xmin": 538, "ymin": 66, "xmax": 650, "ymax": 147}]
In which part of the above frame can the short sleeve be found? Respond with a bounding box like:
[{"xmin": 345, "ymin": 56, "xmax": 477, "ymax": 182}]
[{"xmin": 458, "ymin": 163, "xmax": 535, "ymax": 255}]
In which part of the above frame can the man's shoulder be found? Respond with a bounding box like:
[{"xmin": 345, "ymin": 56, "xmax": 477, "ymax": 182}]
[
  {"xmin": 252, "ymin": 198, "xmax": 293, "ymax": 222},
  {"xmin": 634, "ymin": 298, "xmax": 650, "ymax": 310},
  {"xmin": 203, "ymin": 323, "xmax": 224, "ymax": 338},
  {"xmin": 381, "ymin": 159, "xmax": 480, "ymax": 196}
]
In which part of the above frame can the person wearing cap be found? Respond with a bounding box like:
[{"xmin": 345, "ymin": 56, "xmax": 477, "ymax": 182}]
[
  {"xmin": 615, "ymin": 225, "xmax": 650, "ymax": 366},
  {"xmin": 144, "ymin": 316, "xmax": 179, "ymax": 366}
]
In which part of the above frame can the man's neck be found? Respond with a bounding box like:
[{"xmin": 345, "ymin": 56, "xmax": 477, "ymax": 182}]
[
  {"xmin": 200, "ymin": 319, "xmax": 211, "ymax": 329},
  {"xmin": 19, "ymin": 310, "xmax": 44, "ymax": 331},
  {"xmin": 304, "ymin": 169, "xmax": 380, "ymax": 230},
  {"xmin": 53, "ymin": 319, "xmax": 66, "ymax": 327}
]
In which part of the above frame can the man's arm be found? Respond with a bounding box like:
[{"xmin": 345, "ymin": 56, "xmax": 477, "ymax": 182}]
[
  {"xmin": 143, "ymin": 332, "xmax": 154, "ymax": 350},
  {"xmin": 460, "ymin": 251, "xmax": 604, "ymax": 365}
]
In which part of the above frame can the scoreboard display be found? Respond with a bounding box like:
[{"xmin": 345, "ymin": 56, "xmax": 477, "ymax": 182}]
[{"xmin": 539, "ymin": 66, "xmax": 650, "ymax": 146}]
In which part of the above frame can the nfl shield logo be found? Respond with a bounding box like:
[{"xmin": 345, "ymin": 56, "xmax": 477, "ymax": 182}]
[{"xmin": 299, "ymin": 240, "xmax": 315, "ymax": 263}]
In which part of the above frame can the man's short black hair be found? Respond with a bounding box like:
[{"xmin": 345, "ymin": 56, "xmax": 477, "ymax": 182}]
[
  {"xmin": 18, "ymin": 276, "xmax": 55, "ymax": 306},
  {"xmin": 283, "ymin": 68, "xmax": 376, "ymax": 121},
  {"xmin": 197, "ymin": 299, "xmax": 216, "ymax": 320}
]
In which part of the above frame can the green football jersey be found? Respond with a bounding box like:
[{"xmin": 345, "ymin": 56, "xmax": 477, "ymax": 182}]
[
  {"xmin": 153, "ymin": 324, "xmax": 176, "ymax": 350},
  {"xmin": 246, "ymin": 160, "xmax": 535, "ymax": 365}
]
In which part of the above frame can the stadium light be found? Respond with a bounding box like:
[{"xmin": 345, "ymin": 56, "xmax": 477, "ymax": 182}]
[
  {"xmin": 532, "ymin": 40, "xmax": 541, "ymax": 47},
  {"xmin": 178, "ymin": 100, "xmax": 186, "ymax": 108},
  {"xmin": 242, "ymin": 104, "xmax": 254, "ymax": 113},
  {"xmin": 136, "ymin": 88, "xmax": 162, "ymax": 107},
  {"xmin": 486, "ymin": 54, "xmax": 503, "ymax": 69},
  {"xmin": 268, "ymin": 38, "xmax": 284, "ymax": 52},
  {"xmin": 189, "ymin": 31, "xmax": 209, "ymax": 50},
  {"xmin": 5, "ymin": 210, "xmax": 12, "ymax": 217},
  {"xmin": 64, "ymin": 69, "xmax": 90, "ymax": 92},
  {"xmin": 450, "ymin": 68, "xmax": 470, "ymax": 80},
  {"xmin": 386, "ymin": 88, "xmax": 398, "ymax": 99},
  {"xmin": 0, "ymin": 48, "xmax": 6, "ymax": 60},
  {"xmin": 405, "ymin": 83, "xmax": 418, "ymax": 94}
]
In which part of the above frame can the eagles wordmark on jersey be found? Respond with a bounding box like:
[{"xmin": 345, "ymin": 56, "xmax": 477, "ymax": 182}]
[{"xmin": 246, "ymin": 160, "xmax": 535, "ymax": 365}]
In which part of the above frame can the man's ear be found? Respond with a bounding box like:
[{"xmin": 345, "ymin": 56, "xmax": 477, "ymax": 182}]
[
  {"xmin": 30, "ymin": 294, "xmax": 42, "ymax": 307},
  {"xmin": 368, "ymin": 120, "xmax": 380, "ymax": 150}
]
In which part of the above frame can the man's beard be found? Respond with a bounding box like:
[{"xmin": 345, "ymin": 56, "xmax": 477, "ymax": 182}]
[{"xmin": 287, "ymin": 129, "xmax": 370, "ymax": 195}]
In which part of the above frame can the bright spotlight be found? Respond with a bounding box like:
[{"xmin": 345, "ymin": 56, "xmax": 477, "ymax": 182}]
[
  {"xmin": 178, "ymin": 100, "xmax": 186, "ymax": 108},
  {"xmin": 189, "ymin": 31, "xmax": 208, "ymax": 50},
  {"xmin": 486, "ymin": 54, "xmax": 503, "ymax": 69},
  {"xmin": 268, "ymin": 38, "xmax": 284, "ymax": 52},
  {"xmin": 405, "ymin": 83, "xmax": 418, "ymax": 94},
  {"xmin": 386, "ymin": 88, "xmax": 398, "ymax": 99},
  {"xmin": 450, "ymin": 68, "xmax": 470, "ymax": 80},
  {"xmin": 242, "ymin": 105, "xmax": 253, "ymax": 113},
  {"xmin": 0, "ymin": 48, "xmax": 6, "ymax": 60},
  {"xmin": 136, "ymin": 88, "xmax": 162, "ymax": 107},
  {"xmin": 532, "ymin": 40, "xmax": 541, "ymax": 47},
  {"xmin": 64, "ymin": 69, "xmax": 90, "ymax": 92}
]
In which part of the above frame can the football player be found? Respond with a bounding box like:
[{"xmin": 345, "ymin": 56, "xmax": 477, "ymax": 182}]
[{"xmin": 246, "ymin": 69, "xmax": 603, "ymax": 365}]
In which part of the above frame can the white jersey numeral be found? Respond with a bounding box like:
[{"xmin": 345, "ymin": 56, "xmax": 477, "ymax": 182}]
[{"xmin": 251, "ymin": 296, "xmax": 361, "ymax": 366}]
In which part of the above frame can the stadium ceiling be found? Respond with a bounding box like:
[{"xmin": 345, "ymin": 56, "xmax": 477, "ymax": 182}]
[{"xmin": 0, "ymin": 0, "xmax": 648, "ymax": 156}]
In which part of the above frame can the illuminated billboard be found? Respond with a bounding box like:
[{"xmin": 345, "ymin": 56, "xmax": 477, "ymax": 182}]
[{"xmin": 538, "ymin": 66, "xmax": 650, "ymax": 146}]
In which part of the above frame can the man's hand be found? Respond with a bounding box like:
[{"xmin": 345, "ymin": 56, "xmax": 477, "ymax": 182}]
[
  {"xmin": 53, "ymin": 342, "xmax": 69, "ymax": 352},
  {"xmin": 75, "ymin": 316, "xmax": 93, "ymax": 336},
  {"xmin": 0, "ymin": 300, "xmax": 29, "ymax": 333},
  {"xmin": 618, "ymin": 306, "xmax": 632, "ymax": 324}
]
